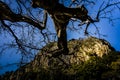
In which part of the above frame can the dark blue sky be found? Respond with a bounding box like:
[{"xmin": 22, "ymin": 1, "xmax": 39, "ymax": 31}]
[{"xmin": 67, "ymin": 18, "xmax": 120, "ymax": 51}]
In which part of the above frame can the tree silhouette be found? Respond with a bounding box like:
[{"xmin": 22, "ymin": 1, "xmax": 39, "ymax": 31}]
[{"xmin": 0, "ymin": 0, "xmax": 120, "ymax": 60}]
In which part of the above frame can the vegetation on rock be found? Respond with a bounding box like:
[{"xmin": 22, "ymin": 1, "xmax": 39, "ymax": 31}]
[{"xmin": 0, "ymin": 37, "xmax": 120, "ymax": 80}]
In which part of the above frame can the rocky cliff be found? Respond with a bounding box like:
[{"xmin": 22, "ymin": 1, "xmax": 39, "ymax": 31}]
[{"xmin": 0, "ymin": 37, "xmax": 120, "ymax": 80}]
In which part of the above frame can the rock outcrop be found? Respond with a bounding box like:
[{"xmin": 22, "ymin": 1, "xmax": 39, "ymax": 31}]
[
  {"xmin": 31, "ymin": 37, "xmax": 114, "ymax": 70},
  {"xmin": 1, "ymin": 37, "xmax": 120, "ymax": 80}
]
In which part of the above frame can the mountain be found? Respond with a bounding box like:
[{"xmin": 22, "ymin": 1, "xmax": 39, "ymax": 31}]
[{"xmin": 0, "ymin": 37, "xmax": 120, "ymax": 80}]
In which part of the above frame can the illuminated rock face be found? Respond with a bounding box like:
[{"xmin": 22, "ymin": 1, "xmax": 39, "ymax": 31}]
[
  {"xmin": 74, "ymin": 37, "xmax": 113, "ymax": 61},
  {"xmin": 31, "ymin": 37, "xmax": 114, "ymax": 70}
]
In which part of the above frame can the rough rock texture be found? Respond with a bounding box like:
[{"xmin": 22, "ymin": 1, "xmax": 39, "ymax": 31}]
[
  {"xmin": 32, "ymin": 37, "xmax": 114, "ymax": 68},
  {"xmin": 1, "ymin": 37, "xmax": 119, "ymax": 80}
]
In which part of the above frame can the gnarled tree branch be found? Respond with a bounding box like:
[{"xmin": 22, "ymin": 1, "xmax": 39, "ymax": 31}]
[
  {"xmin": 0, "ymin": 1, "xmax": 45, "ymax": 30},
  {"xmin": 32, "ymin": 0, "xmax": 94, "ymax": 56}
]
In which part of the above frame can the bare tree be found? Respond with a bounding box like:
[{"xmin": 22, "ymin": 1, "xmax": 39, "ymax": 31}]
[{"xmin": 0, "ymin": 0, "xmax": 120, "ymax": 61}]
